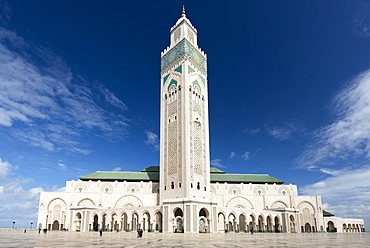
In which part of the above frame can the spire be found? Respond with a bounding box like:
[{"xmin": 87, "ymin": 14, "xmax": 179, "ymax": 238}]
[{"xmin": 182, "ymin": 5, "xmax": 186, "ymax": 17}]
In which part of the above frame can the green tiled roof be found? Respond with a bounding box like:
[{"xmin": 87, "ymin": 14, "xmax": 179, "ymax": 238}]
[
  {"xmin": 323, "ymin": 210, "xmax": 335, "ymax": 217},
  {"xmin": 141, "ymin": 166, "xmax": 160, "ymax": 172},
  {"xmin": 210, "ymin": 167, "xmax": 226, "ymax": 174},
  {"xmin": 80, "ymin": 166, "xmax": 283, "ymax": 184},
  {"xmin": 80, "ymin": 171, "xmax": 159, "ymax": 182},
  {"xmin": 210, "ymin": 173, "xmax": 283, "ymax": 184}
]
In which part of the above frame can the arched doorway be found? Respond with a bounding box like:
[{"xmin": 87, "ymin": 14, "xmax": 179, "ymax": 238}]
[
  {"xmin": 327, "ymin": 221, "xmax": 336, "ymax": 232},
  {"xmin": 304, "ymin": 222, "xmax": 311, "ymax": 232},
  {"xmin": 75, "ymin": 213, "xmax": 82, "ymax": 232},
  {"xmin": 249, "ymin": 215, "xmax": 256, "ymax": 232},
  {"xmin": 199, "ymin": 208, "xmax": 209, "ymax": 233},
  {"xmin": 258, "ymin": 215, "xmax": 264, "ymax": 232},
  {"xmin": 93, "ymin": 215, "xmax": 99, "ymax": 231},
  {"xmin": 143, "ymin": 212, "xmax": 151, "ymax": 232},
  {"xmin": 228, "ymin": 214, "xmax": 236, "ymax": 232},
  {"xmin": 52, "ymin": 220, "xmax": 59, "ymax": 230},
  {"xmin": 131, "ymin": 213, "xmax": 139, "ymax": 231},
  {"xmin": 266, "ymin": 216, "xmax": 273, "ymax": 232},
  {"xmin": 102, "ymin": 213, "xmax": 107, "ymax": 231},
  {"xmin": 121, "ymin": 213, "xmax": 128, "ymax": 231},
  {"xmin": 239, "ymin": 214, "xmax": 246, "ymax": 232},
  {"xmin": 155, "ymin": 211, "xmax": 162, "ymax": 232},
  {"xmin": 218, "ymin": 213, "xmax": 226, "ymax": 232},
  {"xmin": 174, "ymin": 208, "xmax": 183, "ymax": 232},
  {"xmin": 274, "ymin": 216, "xmax": 280, "ymax": 232}
]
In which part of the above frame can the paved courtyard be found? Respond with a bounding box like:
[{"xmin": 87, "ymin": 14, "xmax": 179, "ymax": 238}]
[{"xmin": 1, "ymin": 231, "xmax": 369, "ymax": 248}]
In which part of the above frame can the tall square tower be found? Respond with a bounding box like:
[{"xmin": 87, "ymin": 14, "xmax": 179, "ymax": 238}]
[{"xmin": 159, "ymin": 8, "xmax": 214, "ymax": 232}]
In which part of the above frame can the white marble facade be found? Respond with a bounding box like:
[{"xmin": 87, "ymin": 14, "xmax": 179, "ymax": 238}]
[{"xmin": 37, "ymin": 8, "xmax": 365, "ymax": 234}]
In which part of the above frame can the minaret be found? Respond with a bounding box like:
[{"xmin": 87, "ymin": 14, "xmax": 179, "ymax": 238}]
[{"xmin": 160, "ymin": 8, "xmax": 214, "ymax": 233}]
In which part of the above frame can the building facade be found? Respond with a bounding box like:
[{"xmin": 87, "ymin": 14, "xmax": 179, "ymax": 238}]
[{"xmin": 37, "ymin": 9, "xmax": 365, "ymax": 234}]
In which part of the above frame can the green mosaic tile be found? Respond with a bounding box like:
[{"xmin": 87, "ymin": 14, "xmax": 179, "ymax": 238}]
[
  {"xmin": 161, "ymin": 38, "xmax": 207, "ymax": 73},
  {"xmin": 174, "ymin": 65, "xmax": 182, "ymax": 73}
]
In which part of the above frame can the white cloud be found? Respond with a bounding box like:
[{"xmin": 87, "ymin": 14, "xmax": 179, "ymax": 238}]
[
  {"xmin": 229, "ymin": 151, "xmax": 235, "ymax": 159},
  {"xmin": 301, "ymin": 165, "xmax": 370, "ymax": 228},
  {"xmin": 242, "ymin": 151, "xmax": 250, "ymax": 160},
  {"xmin": 0, "ymin": 158, "xmax": 17, "ymax": 179},
  {"xmin": 265, "ymin": 120, "xmax": 305, "ymax": 141},
  {"xmin": 112, "ymin": 167, "xmax": 121, "ymax": 171},
  {"xmin": 144, "ymin": 131, "xmax": 159, "ymax": 151},
  {"xmin": 0, "ymin": 26, "xmax": 129, "ymax": 154},
  {"xmin": 296, "ymin": 69, "xmax": 370, "ymax": 168},
  {"xmin": 210, "ymin": 159, "xmax": 226, "ymax": 168}
]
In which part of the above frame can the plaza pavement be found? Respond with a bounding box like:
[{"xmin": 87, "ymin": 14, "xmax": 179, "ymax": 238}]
[{"xmin": 1, "ymin": 230, "xmax": 369, "ymax": 248}]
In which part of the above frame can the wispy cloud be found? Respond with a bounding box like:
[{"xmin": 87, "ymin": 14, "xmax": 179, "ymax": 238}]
[
  {"xmin": 243, "ymin": 128, "xmax": 260, "ymax": 135},
  {"xmin": 144, "ymin": 131, "xmax": 159, "ymax": 151},
  {"xmin": 229, "ymin": 151, "xmax": 235, "ymax": 159},
  {"xmin": 0, "ymin": 159, "xmax": 43, "ymax": 228},
  {"xmin": 301, "ymin": 165, "xmax": 370, "ymax": 224},
  {"xmin": 296, "ymin": 69, "xmax": 370, "ymax": 168},
  {"xmin": 353, "ymin": 2, "xmax": 370, "ymax": 38},
  {"xmin": 265, "ymin": 120, "xmax": 305, "ymax": 141},
  {"xmin": 112, "ymin": 167, "xmax": 122, "ymax": 171},
  {"xmin": 242, "ymin": 151, "xmax": 250, "ymax": 160},
  {"xmin": 210, "ymin": 159, "xmax": 226, "ymax": 168},
  {"xmin": 0, "ymin": 26, "xmax": 129, "ymax": 154},
  {"xmin": 0, "ymin": 158, "xmax": 17, "ymax": 179}
]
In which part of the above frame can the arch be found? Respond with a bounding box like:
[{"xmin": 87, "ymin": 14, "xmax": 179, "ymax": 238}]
[
  {"xmin": 100, "ymin": 183, "xmax": 113, "ymax": 193},
  {"xmin": 114, "ymin": 195, "xmax": 143, "ymax": 208},
  {"xmin": 228, "ymin": 185, "xmax": 241, "ymax": 195},
  {"xmin": 154, "ymin": 211, "xmax": 162, "ymax": 232},
  {"xmin": 239, "ymin": 213, "xmax": 247, "ymax": 232},
  {"xmin": 77, "ymin": 198, "xmax": 95, "ymax": 206},
  {"xmin": 257, "ymin": 215, "xmax": 264, "ymax": 232},
  {"xmin": 74, "ymin": 212, "xmax": 82, "ymax": 232},
  {"xmin": 174, "ymin": 208, "xmax": 183, "ymax": 217},
  {"xmin": 47, "ymin": 198, "xmax": 67, "ymax": 212},
  {"xmin": 52, "ymin": 220, "xmax": 59, "ymax": 230},
  {"xmin": 226, "ymin": 196, "xmax": 253, "ymax": 209},
  {"xmin": 249, "ymin": 214, "xmax": 256, "ymax": 232},
  {"xmin": 327, "ymin": 221, "xmax": 336, "ymax": 232},
  {"xmin": 192, "ymin": 80, "xmax": 202, "ymax": 94},
  {"xmin": 253, "ymin": 186, "xmax": 266, "ymax": 195},
  {"xmin": 270, "ymin": 201, "xmax": 288, "ymax": 209},
  {"xmin": 297, "ymin": 201, "xmax": 316, "ymax": 232},
  {"xmin": 218, "ymin": 212, "xmax": 226, "ymax": 232},
  {"xmin": 227, "ymin": 213, "xmax": 236, "ymax": 232},
  {"xmin": 92, "ymin": 214, "xmax": 99, "ymax": 231},
  {"xmin": 266, "ymin": 215, "xmax": 273, "ymax": 232},
  {"xmin": 126, "ymin": 184, "xmax": 140, "ymax": 194},
  {"xmin": 274, "ymin": 216, "xmax": 281, "ymax": 232},
  {"xmin": 167, "ymin": 79, "xmax": 178, "ymax": 92},
  {"xmin": 304, "ymin": 222, "xmax": 311, "ymax": 232},
  {"xmin": 73, "ymin": 183, "xmax": 87, "ymax": 193},
  {"xmin": 142, "ymin": 211, "xmax": 151, "ymax": 232},
  {"xmin": 278, "ymin": 186, "xmax": 291, "ymax": 195},
  {"xmin": 199, "ymin": 208, "xmax": 209, "ymax": 217}
]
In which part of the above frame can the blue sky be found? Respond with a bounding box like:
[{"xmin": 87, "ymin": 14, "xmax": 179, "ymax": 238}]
[{"xmin": 0, "ymin": 1, "xmax": 369, "ymax": 230}]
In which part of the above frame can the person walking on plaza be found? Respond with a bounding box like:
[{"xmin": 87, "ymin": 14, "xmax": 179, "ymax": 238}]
[
  {"xmin": 139, "ymin": 229, "xmax": 143, "ymax": 238},
  {"xmin": 99, "ymin": 228, "xmax": 103, "ymax": 236}
]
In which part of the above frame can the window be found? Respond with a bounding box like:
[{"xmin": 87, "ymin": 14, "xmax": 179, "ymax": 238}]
[
  {"xmin": 197, "ymin": 182, "xmax": 200, "ymax": 190},
  {"xmin": 171, "ymin": 182, "xmax": 174, "ymax": 189}
]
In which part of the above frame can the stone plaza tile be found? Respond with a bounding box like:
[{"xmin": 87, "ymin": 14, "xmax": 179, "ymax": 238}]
[{"xmin": 0, "ymin": 231, "xmax": 369, "ymax": 248}]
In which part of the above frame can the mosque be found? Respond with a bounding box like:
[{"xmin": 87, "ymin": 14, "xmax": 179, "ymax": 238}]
[{"xmin": 37, "ymin": 8, "xmax": 365, "ymax": 234}]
